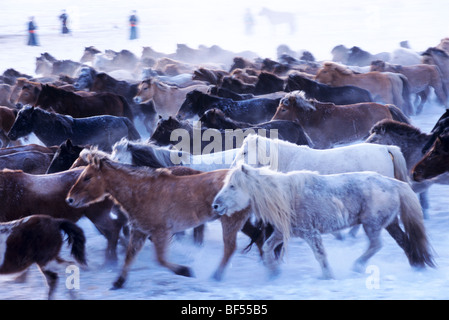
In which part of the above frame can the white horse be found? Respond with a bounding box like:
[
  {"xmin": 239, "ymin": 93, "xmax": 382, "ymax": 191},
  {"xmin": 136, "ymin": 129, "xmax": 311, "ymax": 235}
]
[
  {"xmin": 111, "ymin": 138, "xmax": 238, "ymax": 171},
  {"xmin": 212, "ymin": 164, "xmax": 435, "ymax": 279},
  {"xmin": 232, "ymin": 135, "xmax": 410, "ymax": 183}
]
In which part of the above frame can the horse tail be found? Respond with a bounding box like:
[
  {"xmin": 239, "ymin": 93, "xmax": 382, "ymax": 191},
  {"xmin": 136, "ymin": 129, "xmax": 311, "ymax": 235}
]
[
  {"xmin": 119, "ymin": 95, "xmax": 134, "ymax": 122},
  {"xmin": 386, "ymin": 104, "xmax": 411, "ymax": 124},
  {"xmin": 397, "ymin": 74, "xmax": 414, "ymax": 116},
  {"xmin": 386, "ymin": 145, "xmax": 410, "ymax": 184},
  {"xmin": 124, "ymin": 118, "xmax": 141, "ymax": 141},
  {"xmin": 399, "ymin": 185, "xmax": 435, "ymax": 268},
  {"xmin": 58, "ymin": 219, "xmax": 87, "ymax": 266}
]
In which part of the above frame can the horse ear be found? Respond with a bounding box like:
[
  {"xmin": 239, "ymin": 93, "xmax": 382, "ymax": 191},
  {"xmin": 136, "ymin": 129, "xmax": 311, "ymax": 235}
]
[
  {"xmin": 66, "ymin": 139, "xmax": 73, "ymax": 148},
  {"xmin": 241, "ymin": 164, "xmax": 250, "ymax": 175}
]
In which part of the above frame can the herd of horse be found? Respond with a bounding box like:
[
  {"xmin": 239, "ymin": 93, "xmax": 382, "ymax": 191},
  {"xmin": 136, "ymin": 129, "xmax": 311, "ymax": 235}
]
[{"xmin": 1, "ymin": 38, "xmax": 449, "ymax": 299}]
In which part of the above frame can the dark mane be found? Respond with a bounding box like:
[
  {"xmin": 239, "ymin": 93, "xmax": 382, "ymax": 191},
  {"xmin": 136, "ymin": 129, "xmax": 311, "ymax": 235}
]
[
  {"xmin": 422, "ymin": 47, "xmax": 449, "ymax": 58},
  {"xmin": 370, "ymin": 119, "xmax": 426, "ymax": 138}
]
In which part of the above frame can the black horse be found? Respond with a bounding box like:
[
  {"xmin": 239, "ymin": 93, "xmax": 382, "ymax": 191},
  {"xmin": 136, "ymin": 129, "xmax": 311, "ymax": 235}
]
[
  {"xmin": 422, "ymin": 109, "xmax": 449, "ymax": 153},
  {"xmin": 199, "ymin": 108, "xmax": 312, "ymax": 146},
  {"xmin": 150, "ymin": 116, "xmax": 282, "ymax": 155},
  {"xmin": 8, "ymin": 106, "xmax": 141, "ymax": 151},
  {"xmin": 46, "ymin": 139, "xmax": 86, "ymax": 174},
  {"xmin": 285, "ymin": 73, "xmax": 373, "ymax": 104},
  {"xmin": 176, "ymin": 90, "xmax": 280, "ymax": 124}
]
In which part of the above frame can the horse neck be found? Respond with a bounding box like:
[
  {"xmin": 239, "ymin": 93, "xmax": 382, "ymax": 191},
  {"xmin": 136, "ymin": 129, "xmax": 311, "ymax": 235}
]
[{"xmin": 31, "ymin": 110, "xmax": 68, "ymax": 145}]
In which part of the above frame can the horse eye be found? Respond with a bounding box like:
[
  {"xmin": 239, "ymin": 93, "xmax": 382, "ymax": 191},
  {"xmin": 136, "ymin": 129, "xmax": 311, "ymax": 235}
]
[
  {"xmin": 230, "ymin": 185, "xmax": 235, "ymax": 189},
  {"xmin": 83, "ymin": 175, "xmax": 92, "ymax": 182},
  {"xmin": 281, "ymin": 108, "xmax": 287, "ymax": 112}
]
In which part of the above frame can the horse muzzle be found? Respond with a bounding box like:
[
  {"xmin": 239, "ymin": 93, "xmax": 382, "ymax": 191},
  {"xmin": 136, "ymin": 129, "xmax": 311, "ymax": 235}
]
[
  {"xmin": 65, "ymin": 196, "xmax": 84, "ymax": 208},
  {"xmin": 133, "ymin": 96, "xmax": 142, "ymax": 104},
  {"xmin": 212, "ymin": 200, "xmax": 227, "ymax": 216}
]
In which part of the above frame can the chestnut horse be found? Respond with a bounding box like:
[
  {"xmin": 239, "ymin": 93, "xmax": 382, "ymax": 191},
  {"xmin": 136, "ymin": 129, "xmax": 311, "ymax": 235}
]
[
  {"xmin": 0, "ymin": 168, "xmax": 126, "ymax": 262},
  {"xmin": 0, "ymin": 215, "xmax": 86, "ymax": 299},
  {"xmin": 271, "ymin": 91, "xmax": 410, "ymax": 149},
  {"xmin": 133, "ymin": 78, "xmax": 209, "ymax": 117},
  {"xmin": 66, "ymin": 150, "xmax": 251, "ymax": 289},
  {"xmin": 413, "ymin": 132, "xmax": 449, "ymax": 182},
  {"xmin": 0, "ymin": 106, "xmax": 17, "ymax": 147},
  {"xmin": 35, "ymin": 84, "xmax": 134, "ymax": 121},
  {"xmin": 315, "ymin": 61, "xmax": 413, "ymax": 115},
  {"xmin": 370, "ymin": 60, "xmax": 448, "ymax": 112}
]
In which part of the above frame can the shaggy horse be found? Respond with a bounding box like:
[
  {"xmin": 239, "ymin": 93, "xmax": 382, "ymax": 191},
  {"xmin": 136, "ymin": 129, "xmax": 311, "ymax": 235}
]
[
  {"xmin": 315, "ymin": 62, "xmax": 413, "ymax": 115},
  {"xmin": 285, "ymin": 73, "xmax": 373, "ymax": 104},
  {"xmin": 65, "ymin": 150, "xmax": 251, "ymax": 288},
  {"xmin": 8, "ymin": 106, "xmax": 140, "ymax": 152},
  {"xmin": 176, "ymin": 90, "xmax": 280, "ymax": 124},
  {"xmin": 422, "ymin": 47, "xmax": 449, "ymax": 91},
  {"xmin": 0, "ymin": 215, "xmax": 86, "ymax": 299},
  {"xmin": 35, "ymin": 84, "xmax": 134, "ymax": 121},
  {"xmin": 413, "ymin": 132, "xmax": 449, "ymax": 182},
  {"xmin": 271, "ymin": 91, "xmax": 410, "ymax": 149},
  {"xmin": 366, "ymin": 119, "xmax": 449, "ymax": 219},
  {"xmin": 0, "ymin": 168, "xmax": 125, "ymax": 262},
  {"xmin": 370, "ymin": 60, "xmax": 448, "ymax": 112},
  {"xmin": 199, "ymin": 108, "xmax": 312, "ymax": 146},
  {"xmin": 212, "ymin": 164, "xmax": 434, "ymax": 279},
  {"xmin": 133, "ymin": 78, "xmax": 210, "ymax": 117}
]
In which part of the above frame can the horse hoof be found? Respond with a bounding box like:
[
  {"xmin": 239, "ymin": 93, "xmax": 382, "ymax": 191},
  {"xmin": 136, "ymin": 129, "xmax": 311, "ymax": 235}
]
[
  {"xmin": 175, "ymin": 266, "xmax": 194, "ymax": 277},
  {"xmin": 111, "ymin": 276, "xmax": 125, "ymax": 290},
  {"xmin": 211, "ymin": 270, "xmax": 223, "ymax": 281}
]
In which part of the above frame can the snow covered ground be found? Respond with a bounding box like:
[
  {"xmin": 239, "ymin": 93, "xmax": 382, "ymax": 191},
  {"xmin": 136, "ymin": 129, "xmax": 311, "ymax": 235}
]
[{"xmin": 1, "ymin": 0, "xmax": 449, "ymax": 300}]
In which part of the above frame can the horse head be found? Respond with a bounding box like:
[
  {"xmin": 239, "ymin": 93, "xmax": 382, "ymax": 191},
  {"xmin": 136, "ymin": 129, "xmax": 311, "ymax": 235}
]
[
  {"xmin": 66, "ymin": 149, "xmax": 109, "ymax": 208},
  {"xmin": 46, "ymin": 139, "xmax": 85, "ymax": 174},
  {"xmin": 176, "ymin": 90, "xmax": 203, "ymax": 120},
  {"xmin": 370, "ymin": 60, "xmax": 386, "ymax": 72},
  {"xmin": 413, "ymin": 133, "xmax": 449, "ymax": 182},
  {"xmin": 8, "ymin": 105, "xmax": 35, "ymax": 141},
  {"xmin": 133, "ymin": 79, "xmax": 153, "ymax": 104},
  {"xmin": 272, "ymin": 91, "xmax": 315, "ymax": 121}
]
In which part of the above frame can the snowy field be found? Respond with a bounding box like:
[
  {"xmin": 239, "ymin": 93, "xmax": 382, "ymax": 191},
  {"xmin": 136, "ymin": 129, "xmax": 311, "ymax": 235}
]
[{"xmin": 1, "ymin": 0, "xmax": 449, "ymax": 300}]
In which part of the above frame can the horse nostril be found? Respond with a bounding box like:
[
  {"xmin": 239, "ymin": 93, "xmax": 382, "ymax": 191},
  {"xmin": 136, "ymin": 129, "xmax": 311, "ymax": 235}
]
[
  {"xmin": 66, "ymin": 197, "xmax": 74, "ymax": 205},
  {"xmin": 213, "ymin": 204, "xmax": 219, "ymax": 210}
]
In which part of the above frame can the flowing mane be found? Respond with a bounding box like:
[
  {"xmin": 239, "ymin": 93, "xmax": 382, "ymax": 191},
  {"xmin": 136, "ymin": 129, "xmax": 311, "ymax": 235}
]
[
  {"xmin": 81, "ymin": 147, "xmax": 172, "ymax": 178},
  {"xmin": 225, "ymin": 164, "xmax": 300, "ymax": 248},
  {"xmin": 322, "ymin": 61, "xmax": 354, "ymax": 75},
  {"xmin": 111, "ymin": 138, "xmax": 190, "ymax": 167}
]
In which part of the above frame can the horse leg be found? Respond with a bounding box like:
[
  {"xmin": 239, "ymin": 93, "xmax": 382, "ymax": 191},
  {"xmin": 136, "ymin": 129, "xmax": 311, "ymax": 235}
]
[
  {"xmin": 419, "ymin": 191, "xmax": 430, "ymax": 220},
  {"xmin": 385, "ymin": 217, "xmax": 408, "ymax": 253},
  {"xmin": 415, "ymin": 90, "xmax": 427, "ymax": 115},
  {"xmin": 353, "ymin": 224, "xmax": 382, "ymax": 273},
  {"xmin": 303, "ymin": 229, "xmax": 334, "ymax": 279},
  {"xmin": 152, "ymin": 229, "xmax": 193, "ymax": 277},
  {"xmin": 193, "ymin": 224, "xmax": 205, "ymax": 246},
  {"xmin": 212, "ymin": 209, "xmax": 249, "ymax": 281},
  {"xmin": 37, "ymin": 263, "xmax": 59, "ymax": 300},
  {"xmin": 262, "ymin": 229, "xmax": 284, "ymax": 279},
  {"xmin": 112, "ymin": 228, "xmax": 147, "ymax": 290}
]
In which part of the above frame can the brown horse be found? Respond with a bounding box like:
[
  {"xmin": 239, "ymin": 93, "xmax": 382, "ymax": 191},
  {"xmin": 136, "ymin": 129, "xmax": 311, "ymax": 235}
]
[
  {"xmin": 0, "ymin": 106, "xmax": 17, "ymax": 147},
  {"xmin": 413, "ymin": 132, "xmax": 449, "ymax": 182},
  {"xmin": 271, "ymin": 91, "xmax": 410, "ymax": 149},
  {"xmin": 35, "ymin": 84, "xmax": 134, "ymax": 120},
  {"xmin": 371, "ymin": 60, "xmax": 448, "ymax": 112},
  {"xmin": 133, "ymin": 78, "xmax": 209, "ymax": 117},
  {"xmin": 0, "ymin": 215, "xmax": 86, "ymax": 299},
  {"xmin": 0, "ymin": 168, "xmax": 126, "ymax": 262},
  {"xmin": 0, "ymin": 143, "xmax": 57, "ymax": 157},
  {"xmin": 421, "ymin": 47, "xmax": 449, "ymax": 94},
  {"xmin": 315, "ymin": 61, "xmax": 413, "ymax": 115},
  {"xmin": 66, "ymin": 150, "xmax": 250, "ymax": 289},
  {"xmin": 0, "ymin": 151, "xmax": 53, "ymax": 174}
]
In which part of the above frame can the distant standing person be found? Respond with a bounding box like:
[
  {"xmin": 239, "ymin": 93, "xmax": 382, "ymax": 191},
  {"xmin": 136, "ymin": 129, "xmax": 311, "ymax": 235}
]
[
  {"xmin": 129, "ymin": 10, "xmax": 138, "ymax": 40},
  {"xmin": 27, "ymin": 16, "xmax": 39, "ymax": 46},
  {"xmin": 59, "ymin": 10, "xmax": 70, "ymax": 35}
]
